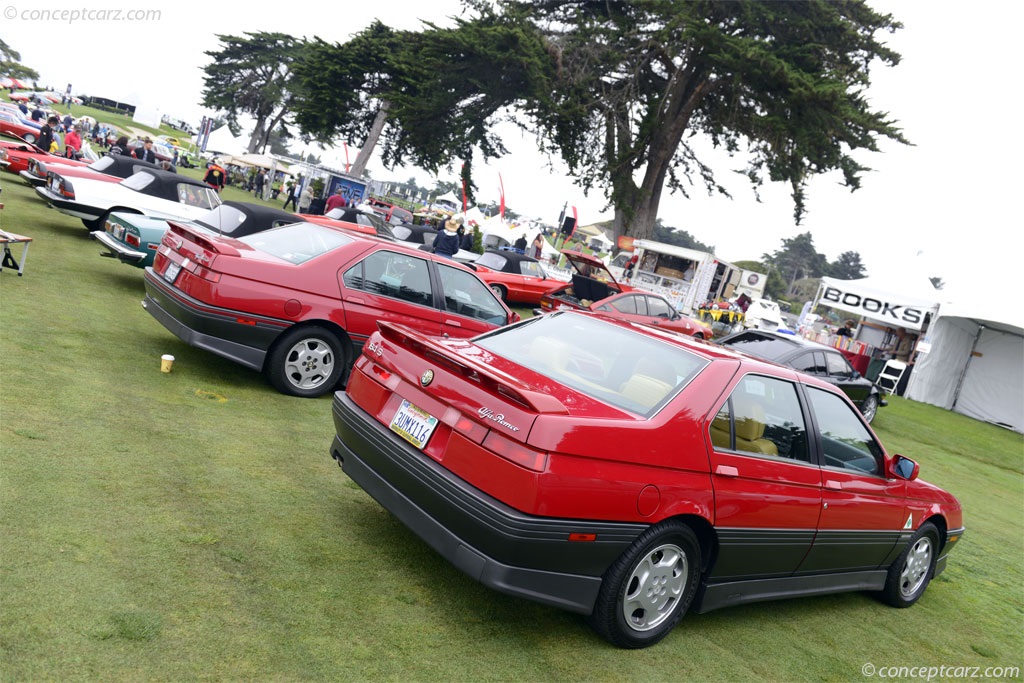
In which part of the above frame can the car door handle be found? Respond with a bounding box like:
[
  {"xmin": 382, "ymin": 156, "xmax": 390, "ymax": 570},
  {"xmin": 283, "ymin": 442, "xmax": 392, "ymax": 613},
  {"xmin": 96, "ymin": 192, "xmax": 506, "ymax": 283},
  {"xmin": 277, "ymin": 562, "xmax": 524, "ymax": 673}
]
[
  {"xmin": 346, "ymin": 295, "xmax": 365, "ymax": 304},
  {"xmin": 445, "ymin": 320, "xmax": 462, "ymax": 328},
  {"xmin": 825, "ymin": 480, "xmax": 842, "ymax": 490},
  {"xmin": 714, "ymin": 465, "xmax": 738, "ymax": 477}
]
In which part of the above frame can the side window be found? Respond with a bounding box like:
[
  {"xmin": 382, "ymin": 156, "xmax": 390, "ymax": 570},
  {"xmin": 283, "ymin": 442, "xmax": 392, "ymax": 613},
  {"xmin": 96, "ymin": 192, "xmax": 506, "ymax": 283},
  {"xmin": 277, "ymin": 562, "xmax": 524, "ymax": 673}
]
[
  {"xmin": 806, "ymin": 386, "xmax": 884, "ymax": 475},
  {"xmin": 609, "ymin": 295, "xmax": 638, "ymax": 315},
  {"xmin": 710, "ymin": 375, "xmax": 809, "ymax": 462},
  {"xmin": 790, "ymin": 352, "xmax": 817, "ymax": 374},
  {"xmin": 646, "ymin": 296, "xmax": 672, "ymax": 319},
  {"xmin": 436, "ymin": 263, "xmax": 508, "ymax": 325},
  {"xmin": 825, "ymin": 352, "xmax": 854, "ymax": 379},
  {"xmin": 343, "ymin": 251, "xmax": 432, "ymax": 305}
]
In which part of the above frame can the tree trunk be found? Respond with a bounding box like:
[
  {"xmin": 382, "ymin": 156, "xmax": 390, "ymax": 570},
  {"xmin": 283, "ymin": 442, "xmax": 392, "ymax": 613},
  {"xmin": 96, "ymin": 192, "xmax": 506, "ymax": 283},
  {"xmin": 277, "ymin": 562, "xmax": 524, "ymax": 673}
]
[
  {"xmin": 350, "ymin": 102, "xmax": 390, "ymax": 177},
  {"xmin": 246, "ymin": 119, "xmax": 267, "ymax": 154}
]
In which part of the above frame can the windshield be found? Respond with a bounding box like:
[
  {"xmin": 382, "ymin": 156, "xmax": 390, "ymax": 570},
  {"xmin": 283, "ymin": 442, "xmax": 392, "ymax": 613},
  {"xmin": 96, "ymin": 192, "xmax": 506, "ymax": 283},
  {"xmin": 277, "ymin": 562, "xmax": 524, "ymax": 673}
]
[
  {"xmin": 474, "ymin": 312, "xmax": 707, "ymax": 416},
  {"xmin": 238, "ymin": 222, "xmax": 356, "ymax": 265}
]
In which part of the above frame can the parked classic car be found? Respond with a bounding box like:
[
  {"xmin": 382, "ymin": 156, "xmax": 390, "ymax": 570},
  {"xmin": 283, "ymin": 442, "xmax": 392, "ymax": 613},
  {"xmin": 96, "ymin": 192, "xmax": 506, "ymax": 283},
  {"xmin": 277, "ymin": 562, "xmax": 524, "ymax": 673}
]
[
  {"xmin": 20, "ymin": 152, "xmax": 161, "ymax": 187},
  {"xmin": 95, "ymin": 201, "xmax": 306, "ymax": 268},
  {"xmin": 301, "ymin": 206, "xmax": 395, "ymax": 240},
  {"xmin": 142, "ymin": 221, "xmax": 520, "ymax": 397},
  {"xmin": 0, "ymin": 110, "xmax": 41, "ymax": 144},
  {"xmin": 469, "ymin": 248, "xmax": 562, "ymax": 304},
  {"xmin": 589, "ymin": 290, "xmax": 714, "ymax": 339},
  {"xmin": 717, "ymin": 328, "xmax": 887, "ymax": 422},
  {"xmin": 329, "ymin": 310, "xmax": 963, "ymax": 648},
  {"xmin": 537, "ymin": 249, "xmax": 634, "ymax": 312},
  {"xmin": 0, "ymin": 137, "xmax": 91, "ymax": 175},
  {"xmin": 36, "ymin": 166, "xmax": 221, "ymax": 231}
]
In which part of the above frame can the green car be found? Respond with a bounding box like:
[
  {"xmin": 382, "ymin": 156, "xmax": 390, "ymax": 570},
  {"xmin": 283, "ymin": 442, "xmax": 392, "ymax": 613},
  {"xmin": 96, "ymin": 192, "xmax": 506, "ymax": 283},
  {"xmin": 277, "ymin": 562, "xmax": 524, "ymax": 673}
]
[{"xmin": 94, "ymin": 201, "xmax": 306, "ymax": 269}]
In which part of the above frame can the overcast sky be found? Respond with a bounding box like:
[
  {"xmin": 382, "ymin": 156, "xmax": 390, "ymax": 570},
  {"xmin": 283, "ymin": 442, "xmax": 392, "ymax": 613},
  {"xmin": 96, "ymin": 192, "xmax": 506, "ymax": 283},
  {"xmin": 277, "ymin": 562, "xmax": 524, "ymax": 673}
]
[{"xmin": 7, "ymin": 0, "xmax": 1021, "ymax": 303}]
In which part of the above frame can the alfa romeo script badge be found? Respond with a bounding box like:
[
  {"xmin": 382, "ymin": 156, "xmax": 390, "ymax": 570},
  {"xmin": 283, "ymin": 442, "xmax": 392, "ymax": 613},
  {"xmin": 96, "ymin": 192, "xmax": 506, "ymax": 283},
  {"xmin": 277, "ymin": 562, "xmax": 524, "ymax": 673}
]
[{"xmin": 420, "ymin": 369, "xmax": 434, "ymax": 387}]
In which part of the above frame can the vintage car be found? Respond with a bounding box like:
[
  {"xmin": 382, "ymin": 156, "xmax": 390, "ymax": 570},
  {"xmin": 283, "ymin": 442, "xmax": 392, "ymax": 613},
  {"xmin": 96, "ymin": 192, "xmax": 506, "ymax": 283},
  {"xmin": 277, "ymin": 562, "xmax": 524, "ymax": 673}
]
[
  {"xmin": 536, "ymin": 249, "xmax": 634, "ymax": 312},
  {"xmin": 36, "ymin": 167, "xmax": 221, "ymax": 231},
  {"xmin": 20, "ymin": 153, "xmax": 161, "ymax": 187},
  {"xmin": 588, "ymin": 290, "xmax": 714, "ymax": 339},
  {"xmin": 716, "ymin": 328, "xmax": 887, "ymax": 422},
  {"xmin": 328, "ymin": 310, "xmax": 963, "ymax": 648},
  {"xmin": 95, "ymin": 201, "xmax": 306, "ymax": 269},
  {"xmin": 469, "ymin": 248, "xmax": 563, "ymax": 304},
  {"xmin": 301, "ymin": 206, "xmax": 394, "ymax": 240},
  {"xmin": 142, "ymin": 221, "xmax": 520, "ymax": 397},
  {"xmin": 0, "ymin": 137, "xmax": 91, "ymax": 175},
  {"xmin": 390, "ymin": 222, "xmax": 478, "ymax": 263},
  {"xmin": 366, "ymin": 197, "xmax": 414, "ymax": 224},
  {"xmin": 0, "ymin": 110, "xmax": 41, "ymax": 144}
]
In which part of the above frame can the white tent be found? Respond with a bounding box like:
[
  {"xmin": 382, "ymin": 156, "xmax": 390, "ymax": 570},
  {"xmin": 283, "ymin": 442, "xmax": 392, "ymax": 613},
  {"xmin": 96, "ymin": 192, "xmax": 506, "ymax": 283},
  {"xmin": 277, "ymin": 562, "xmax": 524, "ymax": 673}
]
[{"xmin": 906, "ymin": 302, "xmax": 1024, "ymax": 433}]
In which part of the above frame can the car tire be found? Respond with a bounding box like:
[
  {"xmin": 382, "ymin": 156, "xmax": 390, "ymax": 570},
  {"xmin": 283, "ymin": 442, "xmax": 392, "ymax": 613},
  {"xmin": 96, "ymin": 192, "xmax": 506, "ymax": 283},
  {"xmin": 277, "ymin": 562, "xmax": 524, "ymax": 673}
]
[
  {"xmin": 266, "ymin": 325, "xmax": 346, "ymax": 398},
  {"xmin": 860, "ymin": 394, "xmax": 879, "ymax": 423},
  {"xmin": 588, "ymin": 520, "xmax": 700, "ymax": 649},
  {"xmin": 24, "ymin": 133, "xmax": 37, "ymax": 144},
  {"xmin": 489, "ymin": 283, "xmax": 507, "ymax": 302},
  {"xmin": 880, "ymin": 521, "xmax": 939, "ymax": 608}
]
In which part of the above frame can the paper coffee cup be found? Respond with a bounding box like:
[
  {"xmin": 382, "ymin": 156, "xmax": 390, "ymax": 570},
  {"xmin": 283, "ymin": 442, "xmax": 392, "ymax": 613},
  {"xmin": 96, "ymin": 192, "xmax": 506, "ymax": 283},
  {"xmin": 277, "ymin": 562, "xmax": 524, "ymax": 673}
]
[{"xmin": 160, "ymin": 354, "xmax": 175, "ymax": 373}]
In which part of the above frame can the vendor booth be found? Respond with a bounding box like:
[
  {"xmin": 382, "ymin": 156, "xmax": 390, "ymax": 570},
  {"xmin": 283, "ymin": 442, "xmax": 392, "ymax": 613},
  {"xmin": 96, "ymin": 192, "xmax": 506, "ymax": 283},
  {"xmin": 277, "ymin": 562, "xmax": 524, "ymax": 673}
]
[
  {"xmin": 906, "ymin": 302, "xmax": 1024, "ymax": 433},
  {"xmin": 810, "ymin": 274, "xmax": 941, "ymax": 387}
]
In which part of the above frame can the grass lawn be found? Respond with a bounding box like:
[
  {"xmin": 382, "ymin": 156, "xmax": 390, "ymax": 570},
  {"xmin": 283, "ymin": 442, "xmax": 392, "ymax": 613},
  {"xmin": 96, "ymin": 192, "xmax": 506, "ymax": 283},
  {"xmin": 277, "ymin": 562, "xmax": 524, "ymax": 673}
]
[{"xmin": 1, "ymin": 174, "xmax": 1022, "ymax": 681}]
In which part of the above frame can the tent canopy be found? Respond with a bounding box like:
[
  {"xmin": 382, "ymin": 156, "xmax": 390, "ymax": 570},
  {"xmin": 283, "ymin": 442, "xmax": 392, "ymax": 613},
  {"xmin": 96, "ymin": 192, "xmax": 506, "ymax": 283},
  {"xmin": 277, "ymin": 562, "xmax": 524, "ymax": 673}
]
[
  {"xmin": 816, "ymin": 274, "xmax": 941, "ymax": 331},
  {"xmin": 906, "ymin": 301, "xmax": 1023, "ymax": 432}
]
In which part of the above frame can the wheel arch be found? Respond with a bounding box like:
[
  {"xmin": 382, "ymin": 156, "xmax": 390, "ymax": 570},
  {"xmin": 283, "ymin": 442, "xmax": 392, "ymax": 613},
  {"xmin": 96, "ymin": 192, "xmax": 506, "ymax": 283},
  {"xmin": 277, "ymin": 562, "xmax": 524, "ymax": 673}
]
[
  {"xmin": 922, "ymin": 513, "xmax": 947, "ymax": 552},
  {"xmin": 262, "ymin": 318, "xmax": 354, "ymax": 372},
  {"xmin": 659, "ymin": 513, "xmax": 718, "ymax": 575}
]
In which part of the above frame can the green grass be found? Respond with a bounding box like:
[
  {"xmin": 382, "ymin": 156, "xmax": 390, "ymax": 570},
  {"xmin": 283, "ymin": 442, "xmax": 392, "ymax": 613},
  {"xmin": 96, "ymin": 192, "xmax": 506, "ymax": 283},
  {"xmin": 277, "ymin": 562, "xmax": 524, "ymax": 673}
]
[{"xmin": 1, "ymin": 174, "xmax": 1022, "ymax": 681}]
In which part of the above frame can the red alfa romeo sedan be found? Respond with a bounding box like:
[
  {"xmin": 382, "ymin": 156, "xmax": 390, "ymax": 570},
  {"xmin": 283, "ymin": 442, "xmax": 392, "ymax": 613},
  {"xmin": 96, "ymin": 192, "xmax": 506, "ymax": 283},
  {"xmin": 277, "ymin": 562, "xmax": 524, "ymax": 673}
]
[{"xmin": 329, "ymin": 310, "xmax": 964, "ymax": 648}]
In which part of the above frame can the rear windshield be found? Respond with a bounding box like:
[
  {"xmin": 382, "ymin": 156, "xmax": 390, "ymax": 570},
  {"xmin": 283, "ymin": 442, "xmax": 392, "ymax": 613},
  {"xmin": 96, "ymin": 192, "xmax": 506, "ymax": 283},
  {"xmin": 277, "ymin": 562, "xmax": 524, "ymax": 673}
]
[
  {"xmin": 195, "ymin": 204, "xmax": 248, "ymax": 234},
  {"xmin": 474, "ymin": 312, "xmax": 707, "ymax": 416},
  {"xmin": 238, "ymin": 222, "xmax": 356, "ymax": 265},
  {"xmin": 721, "ymin": 332, "xmax": 796, "ymax": 361}
]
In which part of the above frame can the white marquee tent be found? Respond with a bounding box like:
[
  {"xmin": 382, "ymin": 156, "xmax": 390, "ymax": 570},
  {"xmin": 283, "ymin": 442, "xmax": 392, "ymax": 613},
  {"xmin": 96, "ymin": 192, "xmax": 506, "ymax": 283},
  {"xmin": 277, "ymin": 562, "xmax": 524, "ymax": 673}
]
[{"xmin": 906, "ymin": 302, "xmax": 1024, "ymax": 433}]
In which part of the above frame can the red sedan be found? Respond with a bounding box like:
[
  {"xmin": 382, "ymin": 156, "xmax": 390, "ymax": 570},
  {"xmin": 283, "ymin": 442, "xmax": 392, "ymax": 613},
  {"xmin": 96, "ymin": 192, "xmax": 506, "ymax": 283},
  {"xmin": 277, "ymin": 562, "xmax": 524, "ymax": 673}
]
[
  {"xmin": 329, "ymin": 309, "xmax": 964, "ymax": 648},
  {"xmin": 142, "ymin": 221, "xmax": 519, "ymax": 397},
  {"xmin": 590, "ymin": 290, "xmax": 714, "ymax": 339}
]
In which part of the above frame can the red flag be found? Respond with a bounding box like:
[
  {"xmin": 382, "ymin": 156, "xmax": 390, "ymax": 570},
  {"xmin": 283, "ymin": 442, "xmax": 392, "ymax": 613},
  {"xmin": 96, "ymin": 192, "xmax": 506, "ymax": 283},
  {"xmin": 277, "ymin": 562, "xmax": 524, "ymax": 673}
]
[
  {"xmin": 498, "ymin": 173, "xmax": 505, "ymax": 218},
  {"xmin": 570, "ymin": 205, "xmax": 578, "ymax": 237},
  {"xmin": 343, "ymin": 142, "xmax": 350, "ymax": 173}
]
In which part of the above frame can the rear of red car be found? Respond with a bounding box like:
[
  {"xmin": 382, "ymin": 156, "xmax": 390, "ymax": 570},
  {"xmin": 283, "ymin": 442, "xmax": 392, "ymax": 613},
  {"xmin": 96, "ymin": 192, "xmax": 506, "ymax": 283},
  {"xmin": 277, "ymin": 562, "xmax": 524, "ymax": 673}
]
[{"xmin": 330, "ymin": 312, "xmax": 720, "ymax": 613}]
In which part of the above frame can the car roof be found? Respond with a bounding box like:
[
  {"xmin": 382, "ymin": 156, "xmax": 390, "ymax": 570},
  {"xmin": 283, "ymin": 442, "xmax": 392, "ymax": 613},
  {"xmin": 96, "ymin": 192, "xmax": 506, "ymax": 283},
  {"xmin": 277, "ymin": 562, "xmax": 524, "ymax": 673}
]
[
  {"xmin": 101, "ymin": 154, "xmax": 162, "ymax": 173},
  {"xmin": 717, "ymin": 329, "xmax": 842, "ymax": 361},
  {"xmin": 483, "ymin": 248, "xmax": 538, "ymax": 264},
  {"xmin": 130, "ymin": 167, "xmax": 210, "ymax": 190},
  {"xmin": 195, "ymin": 201, "xmax": 307, "ymax": 232}
]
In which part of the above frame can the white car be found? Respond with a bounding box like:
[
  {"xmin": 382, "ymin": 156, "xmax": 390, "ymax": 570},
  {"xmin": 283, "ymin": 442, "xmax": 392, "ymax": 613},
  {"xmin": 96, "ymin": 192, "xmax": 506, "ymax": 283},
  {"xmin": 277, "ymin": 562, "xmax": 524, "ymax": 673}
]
[
  {"xmin": 743, "ymin": 298, "xmax": 787, "ymax": 332},
  {"xmin": 35, "ymin": 166, "xmax": 221, "ymax": 231}
]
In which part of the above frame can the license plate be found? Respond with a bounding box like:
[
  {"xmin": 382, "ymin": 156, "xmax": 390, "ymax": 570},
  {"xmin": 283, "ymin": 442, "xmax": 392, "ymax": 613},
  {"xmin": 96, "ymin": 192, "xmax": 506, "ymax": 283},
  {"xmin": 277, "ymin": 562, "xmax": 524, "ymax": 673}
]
[
  {"xmin": 162, "ymin": 261, "xmax": 182, "ymax": 284},
  {"xmin": 49, "ymin": 177, "xmax": 59, "ymax": 192},
  {"xmin": 389, "ymin": 399, "xmax": 439, "ymax": 449}
]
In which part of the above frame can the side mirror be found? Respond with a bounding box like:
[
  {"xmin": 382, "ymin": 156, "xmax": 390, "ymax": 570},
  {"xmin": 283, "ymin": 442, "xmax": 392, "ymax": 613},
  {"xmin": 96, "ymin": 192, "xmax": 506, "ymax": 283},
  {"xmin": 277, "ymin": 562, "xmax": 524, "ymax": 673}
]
[{"xmin": 889, "ymin": 454, "xmax": 920, "ymax": 481}]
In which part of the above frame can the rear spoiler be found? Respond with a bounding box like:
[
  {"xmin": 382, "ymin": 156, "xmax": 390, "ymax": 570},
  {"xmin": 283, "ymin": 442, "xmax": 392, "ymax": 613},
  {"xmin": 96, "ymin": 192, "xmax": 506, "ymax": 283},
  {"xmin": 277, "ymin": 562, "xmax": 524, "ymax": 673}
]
[
  {"xmin": 165, "ymin": 221, "xmax": 241, "ymax": 257},
  {"xmin": 376, "ymin": 322, "xmax": 569, "ymax": 415}
]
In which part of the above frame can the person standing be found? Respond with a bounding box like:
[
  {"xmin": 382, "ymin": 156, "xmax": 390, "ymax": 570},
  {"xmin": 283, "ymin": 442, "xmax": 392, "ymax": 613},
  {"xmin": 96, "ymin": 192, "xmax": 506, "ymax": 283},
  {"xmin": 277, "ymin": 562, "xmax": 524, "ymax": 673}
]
[
  {"xmin": 63, "ymin": 125, "xmax": 82, "ymax": 158},
  {"xmin": 282, "ymin": 178, "xmax": 302, "ymax": 211},
  {"xmin": 134, "ymin": 137, "xmax": 156, "ymax": 163},
  {"xmin": 108, "ymin": 135, "xmax": 130, "ymax": 155},
  {"xmin": 37, "ymin": 116, "xmax": 58, "ymax": 154},
  {"xmin": 202, "ymin": 163, "xmax": 227, "ymax": 192},
  {"xmin": 253, "ymin": 169, "xmax": 265, "ymax": 196},
  {"xmin": 432, "ymin": 216, "xmax": 463, "ymax": 259},
  {"xmin": 324, "ymin": 187, "xmax": 346, "ymax": 213},
  {"xmin": 531, "ymin": 233, "xmax": 544, "ymax": 259},
  {"xmin": 513, "ymin": 234, "xmax": 528, "ymax": 253},
  {"xmin": 298, "ymin": 183, "xmax": 314, "ymax": 213}
]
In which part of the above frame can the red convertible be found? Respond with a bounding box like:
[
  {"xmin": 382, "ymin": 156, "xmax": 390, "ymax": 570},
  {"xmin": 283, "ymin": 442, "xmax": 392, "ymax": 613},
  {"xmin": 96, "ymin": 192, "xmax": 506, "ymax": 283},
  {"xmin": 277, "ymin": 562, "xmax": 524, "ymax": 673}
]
[
  {"xmin": 537, "ymin": 249, "xmax": 634, "ymax": 310},
  {"xmin": 19, "ymin": 153, "xmax": 161, "ymax": 188},
  {"xmin": 0, "ymin": 138, "xmax": 90, "ymax": 176},
  {"xmin": 330, "ymin": 310, "xmax": 964, "ymax": 648},
  {"xmin": 469, "ymin": 249, "xmax": 564, "ymax": 305}
]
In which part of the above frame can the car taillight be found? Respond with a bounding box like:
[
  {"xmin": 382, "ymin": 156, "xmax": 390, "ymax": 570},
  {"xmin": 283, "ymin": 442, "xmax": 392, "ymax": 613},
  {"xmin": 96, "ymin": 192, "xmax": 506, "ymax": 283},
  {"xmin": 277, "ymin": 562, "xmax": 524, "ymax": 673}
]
[
  {"xmin": 0, "ymin": 149, "xmax": 8, "ymax": 164},
  {"xmin": 57, "ymin": 178, "xmax": 74, "ymax": 198},
  {"xmin": 482, "ymin": 430, "xmax": 548, "ymax": 472},
  {"xmin": 126, "ymin": 233, "xmax": 141, "ymax": 248}
]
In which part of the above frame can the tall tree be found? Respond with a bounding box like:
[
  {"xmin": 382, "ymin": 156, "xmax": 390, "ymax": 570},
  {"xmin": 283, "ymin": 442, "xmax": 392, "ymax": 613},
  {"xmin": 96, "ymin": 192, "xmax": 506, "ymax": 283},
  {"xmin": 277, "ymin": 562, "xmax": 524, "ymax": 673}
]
[
  {"xmin": 294, "ymin": 1, "xmax": 907, "ymax": 242},
  {"xmin": 0, "ymin": 39, "xmax": 39, "ymax": 82},
  {"xmin": 828, "ymin": 251, "xmax": 867, "ymax": 279},
  {"xmin": 201, "ymin": 32, "xmax": 304, "ymax": 154},
  {"xmin": 763, "ymin": 232, "xmax": 828, "ymax": 295}
]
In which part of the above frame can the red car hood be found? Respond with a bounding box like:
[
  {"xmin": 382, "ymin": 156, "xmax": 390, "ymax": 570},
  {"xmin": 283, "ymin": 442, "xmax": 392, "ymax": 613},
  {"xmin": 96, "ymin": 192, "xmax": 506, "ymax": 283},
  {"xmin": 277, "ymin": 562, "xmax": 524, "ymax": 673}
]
[{"xmin": 562, "ymin": 250, "xmax": 628, "ymax": 289}]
